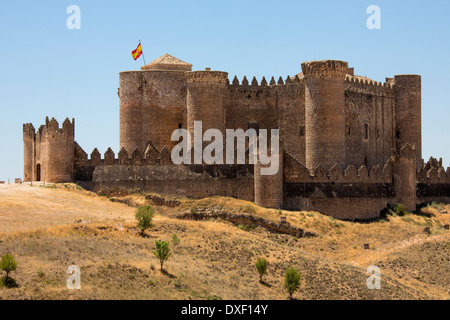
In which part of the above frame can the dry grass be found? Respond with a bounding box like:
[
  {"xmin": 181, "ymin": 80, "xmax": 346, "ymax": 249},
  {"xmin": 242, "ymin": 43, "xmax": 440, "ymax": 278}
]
[{"xmin": 0, "ymin": 184, "xmax": 448, "ymax": 300}]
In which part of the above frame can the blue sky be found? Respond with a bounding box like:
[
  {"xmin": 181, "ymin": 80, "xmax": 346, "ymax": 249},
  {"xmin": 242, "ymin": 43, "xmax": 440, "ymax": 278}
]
[{"xmin": 0, "ymin": 0, "xmax": 449, "ymax": 181}]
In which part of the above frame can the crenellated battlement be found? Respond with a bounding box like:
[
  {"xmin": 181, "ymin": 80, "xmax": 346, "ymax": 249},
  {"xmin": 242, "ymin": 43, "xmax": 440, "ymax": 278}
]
[
  {"xmin": 301, "ymin": 60, "xmax": 348, "ymax": 80},
  {"xmin": 23, "ymin": 123, "xmax": 36, "ymax": 138},
  {"xmin": 74, "ymin": 142, "xmax": 177, "ymax": 167},
  {"xmin": 228, "ymin": 75, "xmax": 303, "ymax": 89},
  {"xmin": 417, "ymin": 156, "xmax": 450, "ymax": 184},
  {"xmin": 284, "ymin": 150, "xmax": 391, "ymax": 184},
  {"xmin": 344, "ymin": 76, "xmax": 394, "ymax": 97},
  {"xmin": 36, "ymin": 117, "xmax": 75, "ymax": 139}
]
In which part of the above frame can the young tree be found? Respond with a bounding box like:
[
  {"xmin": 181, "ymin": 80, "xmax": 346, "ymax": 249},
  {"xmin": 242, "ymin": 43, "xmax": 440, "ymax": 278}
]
[
  {"xmin": 172, "ymin": 234, "xmax": 180, "ymax": 248},
  {"xmin": 135, "ymin": 206, "xmax": 155, "ymax": 236},
  {"xmin": 284, "ymin": 267, "xmax": 301, "ymax": 300},
  {"xmin": 153, "ymin": 240, "xmax": 171, "ymax": 271},
  {"xmin": 255, "ymin": 258, "xmax": 268, "ymax": 282},
  {"xmin": 0, "ymin": 254, "xmax": 18, "ymax": 281}
]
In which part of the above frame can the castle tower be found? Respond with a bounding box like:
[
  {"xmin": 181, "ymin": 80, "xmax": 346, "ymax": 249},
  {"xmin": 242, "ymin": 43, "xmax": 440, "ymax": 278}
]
[
  {"xmin": 33, "ymin": 117, "xmax": 75, "ymax": 183},
  {"xmin": 394, "ymin": 75, "xmax": 422, "ymax": 169},
  {"xmin": 254, "ymin": 146, "xmax": 283, "ymax": 209},
  {"xmin": 301, "ymin": 60, "xmax": 348, "ymax": 171},
  {"xmin": 23, "ymin": 123, "xmax": 35, "ymax": 182},
  {"xmin": 185, "ymin": 69, "xmax": 228, "ymax": 146},
  {"xmin": 393, "ymin": 144, "xmax": 417, "ymax": 211},
  {"xmin": 119, "ymin": 53, "xmax": 192, "ymax": 154}
]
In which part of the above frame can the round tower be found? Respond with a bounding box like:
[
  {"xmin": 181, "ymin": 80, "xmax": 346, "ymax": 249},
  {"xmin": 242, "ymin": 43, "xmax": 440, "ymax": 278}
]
[
  {"xmin": 119, "ymin": 53, "xmax": 192, "ymax": 154},
  {"xmin": 301, "ymin": 60, "xmax": 348, "ymax": 171},
  {"xmin": 119, "ymin": 71, "xmax": 144, "ymax": 154},
  {"xmin": 394, "ymin": 75, "xmax": 421, "ymax": 169},
  {"xmin": 393, "ymin": 144, "xmax": 417, "ymax": 212},
  {"xmin": 185, "ymin": 69, "xmax": 228, "ymax": 142},
  {"xmin": 254, "ymin": 146, "xmax": 283, "ymax": 209},
  {"xmin": 23, "ymin": 123, "xmax": 35, "ymax": 182}
]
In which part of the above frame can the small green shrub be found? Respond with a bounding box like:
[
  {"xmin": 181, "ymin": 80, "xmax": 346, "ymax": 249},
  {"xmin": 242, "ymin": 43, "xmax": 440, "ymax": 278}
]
[
  {"xmin": 236, "ymin": 223, "xmax": 252, "ymax": 232},
  {"xmin": 393, "ymin": 203, "xmax": 408, "ymax": 216},
  {"xmin": 172, "ymin": 234, "xmax": 180, "ymax": 247},
  {"xmin": 153, "ymin": 240, "xmax": 171, "ymax": 271},
  {"xmin": 75, "ymin": 182, "xmax": 84, "ymax": 191},
  {"xmin": 135, "ymin": 206, "xmax": 155, "ymax": 236},
  {"xmin": 242, "ymin": 205, "xmax": 256, "ymax": 214},
  {"xmin": 284, "ymin": 267, "xmax": 301, "ymax": 300},
  {"xmin": 0, "ymin": 254, "xmax": 18, "ymax": 288},
  {"xmin": 255, "ymin": 258, "xmax": 268, "ymax": 282}
]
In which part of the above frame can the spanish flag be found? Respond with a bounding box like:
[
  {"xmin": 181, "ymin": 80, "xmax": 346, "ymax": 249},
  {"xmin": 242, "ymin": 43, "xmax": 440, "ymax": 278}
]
[{"xmin": 132, "ymin": 43, "xmax": 143, "ymax": 60}]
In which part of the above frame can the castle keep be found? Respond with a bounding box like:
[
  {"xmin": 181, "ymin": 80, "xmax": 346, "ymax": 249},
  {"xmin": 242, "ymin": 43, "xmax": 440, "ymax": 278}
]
[{"xmin": 23, "ymin": 54, "xmax": 450, "ymax": 220}]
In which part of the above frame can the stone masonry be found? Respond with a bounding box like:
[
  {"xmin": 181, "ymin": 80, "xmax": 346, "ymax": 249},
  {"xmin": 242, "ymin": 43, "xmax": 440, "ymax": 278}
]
[{"xmin": 23, "ymin": 54, "xmax": 450, "ymax": 220}]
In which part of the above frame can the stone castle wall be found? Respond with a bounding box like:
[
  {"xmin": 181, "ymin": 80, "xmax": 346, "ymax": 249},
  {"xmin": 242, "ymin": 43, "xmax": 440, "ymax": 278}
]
[
  {"xmin": 119, "ymin": 70, "xmax": 187, "ymax": 154},
  {"xmin": 344, "ymin": 77, "xmax": 396, "ymax": 169},
  {"xmin": 22, "ymin": 56, "xmax": 449, "ymax": 220},
  {"xmin": 23, "ymin": 117, "xmax": 74, "ymax": 183},
  {"xmin": 73, "ymin": 142, "xmax": 254, "ymax": 200}
]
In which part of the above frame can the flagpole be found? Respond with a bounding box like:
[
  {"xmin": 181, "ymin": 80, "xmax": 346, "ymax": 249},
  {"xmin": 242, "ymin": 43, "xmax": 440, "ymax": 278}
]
[{"xmin": 139, "ymin": 39, "xmax": 147, "ymax": 67}]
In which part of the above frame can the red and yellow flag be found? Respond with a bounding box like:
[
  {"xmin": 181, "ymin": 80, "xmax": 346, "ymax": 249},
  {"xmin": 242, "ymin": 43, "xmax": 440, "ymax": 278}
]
[{"xmin": 132, "ymin": 43, "xmax": 143, "ymax": 60}]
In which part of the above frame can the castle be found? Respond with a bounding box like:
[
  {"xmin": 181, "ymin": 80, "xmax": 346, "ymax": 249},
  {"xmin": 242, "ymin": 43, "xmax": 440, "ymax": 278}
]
[{"xmin": 23, "ymin": 54, "xmax": 450, "ymax": 220}]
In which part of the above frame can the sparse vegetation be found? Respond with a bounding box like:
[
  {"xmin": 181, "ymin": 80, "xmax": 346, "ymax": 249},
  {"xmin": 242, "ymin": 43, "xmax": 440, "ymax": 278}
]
[
  {"xmin": 0, "ymin": 185, "xmax": 449, "ymax": 299},
  {"xmin": 236, "ymin": 223, "xmax": 253, "ymax": 232},
  {"xmin": 0, "ymin": 254, "xmax": 18, "ymax": 288},
  {"xmin": 135, "ymin": 206, "xmax": 155, "ymax": 236},
  {"xmin": 43, "ymin": 184, "xmax": 57, "ymax": 189},
  {"xmin": 74, "ymin": 182, "xmax": 84, "ymax": 191},
  {"xmin": 241, "ymin": 205, "xmax": 256, "ymax": 214},
  {"xmin": 172, "ymin": 234, "xmax": 180, "ymax": 247},
  {"xmin": 153, "ymin": 240, "xmax": 171, "ymax": 271},
  {"xmin": 97, "ymin": 190, "xmax": 107, "ymax": 197},
  {"xmin": 284, "ymin": 267, "xmax": 301, "ymax": 300},
  {"xmin": 393, "ymin": 203, "xmax": 408, "ymax": 216},
  {"xmin": 255, "ymin": 258, "xmax": 268, "ymax": 282},
  {"xmin": 430, "ymin": 202, "xmax": 444, "ymax": 211}
]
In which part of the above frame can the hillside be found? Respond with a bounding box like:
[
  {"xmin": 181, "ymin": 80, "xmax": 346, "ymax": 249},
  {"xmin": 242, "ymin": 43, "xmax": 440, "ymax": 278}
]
[{"xmin": 0, "ymin": 183, "xmax": 448, "ymax": 300}]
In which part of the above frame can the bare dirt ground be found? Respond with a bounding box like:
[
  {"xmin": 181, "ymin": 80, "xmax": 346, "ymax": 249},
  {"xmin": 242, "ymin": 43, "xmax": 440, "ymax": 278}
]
[{"xmin": 0, "ymin": 183, "xmax": 448, "ymax": 300}]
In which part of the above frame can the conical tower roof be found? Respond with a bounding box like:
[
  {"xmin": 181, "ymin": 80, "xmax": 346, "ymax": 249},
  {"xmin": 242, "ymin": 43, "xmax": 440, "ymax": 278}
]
[{"xmin": 141, "ymin": 53, "xmax": 192, "ymax": 71}]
